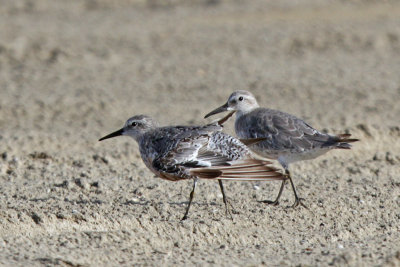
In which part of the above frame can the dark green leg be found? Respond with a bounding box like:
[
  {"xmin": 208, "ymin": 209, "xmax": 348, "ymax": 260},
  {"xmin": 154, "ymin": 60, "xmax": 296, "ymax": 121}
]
[
  {"xmin": 286, "ymin": 170, "xmax": 308, "ymax": 209},
  {"xmin": 261, "ymin": 180, "xmax": 286, "ymax": 205},
  {"xmin": 181, "ymin": 179, "xmax": 198, "ymax": 221},
  {"xmin": 218, "ymin": 180, "xmax": 232, "ymax": 219}
]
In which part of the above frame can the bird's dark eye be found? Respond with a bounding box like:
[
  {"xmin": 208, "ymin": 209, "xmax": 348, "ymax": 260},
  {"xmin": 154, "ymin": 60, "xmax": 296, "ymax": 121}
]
[
  {"xmin": 238, "ymin": 96, "xmax": 244, "ymax": 101},
  {"xmin": 131, "ymin": 122, "xmax": 137, "ymax": 127}
]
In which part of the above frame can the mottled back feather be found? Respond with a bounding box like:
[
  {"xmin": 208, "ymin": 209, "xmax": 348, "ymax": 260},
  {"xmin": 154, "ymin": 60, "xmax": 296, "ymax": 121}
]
[{"xmin": 236, "ymin": 108, "xmax": 331, "ymax": 153}]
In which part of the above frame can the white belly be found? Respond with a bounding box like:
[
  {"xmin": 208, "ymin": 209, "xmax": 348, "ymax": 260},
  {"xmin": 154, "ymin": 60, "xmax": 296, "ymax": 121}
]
[{"xmin": 250, "ymin": 145, "xmax": 331, "ymax": 167}]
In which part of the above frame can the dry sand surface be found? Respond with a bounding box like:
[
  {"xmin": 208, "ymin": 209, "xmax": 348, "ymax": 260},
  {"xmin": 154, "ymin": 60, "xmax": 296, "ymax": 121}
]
[{"xmin": 1, "ymin": 0, "xmax": 400, "ymax": 266}]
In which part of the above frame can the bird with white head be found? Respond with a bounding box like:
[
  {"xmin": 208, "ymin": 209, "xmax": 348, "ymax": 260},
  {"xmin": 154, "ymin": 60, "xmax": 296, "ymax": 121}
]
[{"xmin": 205, "ymin": 90, "xmax": 359, "ymax": 208}]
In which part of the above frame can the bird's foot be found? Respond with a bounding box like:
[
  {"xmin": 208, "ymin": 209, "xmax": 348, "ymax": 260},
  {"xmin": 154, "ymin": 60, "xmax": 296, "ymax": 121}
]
[
  {"xmin": 223, "ymin": 198, "xmax": 234, "ymax": 220},
  {"xmin": 289, "ymin": 198, "xmax": 308, "ymax": 209},
  {"xmin": 259, "ymin": 199, "xmax": 280, "ymax": 206}
]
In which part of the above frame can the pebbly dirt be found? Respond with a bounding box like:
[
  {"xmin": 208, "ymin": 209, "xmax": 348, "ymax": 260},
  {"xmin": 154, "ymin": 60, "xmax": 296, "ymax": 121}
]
[{"xmin": 0, "ymin": 0, "xmax": 399, "ymax": 266}]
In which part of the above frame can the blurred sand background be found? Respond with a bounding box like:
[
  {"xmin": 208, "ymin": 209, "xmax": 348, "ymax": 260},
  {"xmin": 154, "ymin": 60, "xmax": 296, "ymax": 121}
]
[{"xmin": 0, "ymin": 0, "xmax": 400, "ymax": 266}]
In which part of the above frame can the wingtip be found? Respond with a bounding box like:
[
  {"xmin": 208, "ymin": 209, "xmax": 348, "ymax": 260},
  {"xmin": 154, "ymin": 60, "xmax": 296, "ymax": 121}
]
[
  {"xmin": 200, "ymin": 159, "xmax": 286, "ymax": 181},
  {"xmin": 337, "ymin": 133, "xmax": 360, "ymax": 143},
  {"xmin": 190, "ymin": 169, "xmax": 222, "ymax": 179}
]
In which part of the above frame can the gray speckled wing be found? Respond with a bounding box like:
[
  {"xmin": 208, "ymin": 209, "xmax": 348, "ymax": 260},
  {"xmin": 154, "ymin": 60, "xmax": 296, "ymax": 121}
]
[{"xmin": 235, "ymin": 108, "xmax": 332, "ymax": 155}]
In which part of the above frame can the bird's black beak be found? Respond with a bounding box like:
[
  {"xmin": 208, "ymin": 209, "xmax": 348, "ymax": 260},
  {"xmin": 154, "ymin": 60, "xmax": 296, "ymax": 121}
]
[
  {"xmin": 99, "ymin": 128, "xmax": 124, "ymax": 141},
  {"xmin": 204, "ymin": 102, "xmax": 229, "ymax": 119}
]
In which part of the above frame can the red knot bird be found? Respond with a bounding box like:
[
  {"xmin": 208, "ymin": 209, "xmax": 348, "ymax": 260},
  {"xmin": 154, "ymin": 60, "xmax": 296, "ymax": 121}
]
[
  {"xmin": 204, "ymin": 90, "xmax": 359, "ymax": 208},
  {"xmin": 99, "ymin": 112, "xmax": 286, "ymax": 220}
]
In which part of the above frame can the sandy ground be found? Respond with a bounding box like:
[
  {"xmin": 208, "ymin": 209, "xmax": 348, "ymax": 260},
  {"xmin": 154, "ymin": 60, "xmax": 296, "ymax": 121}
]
[{"xmin": 0, "ymin": 0, "xmax": 399, "ymax": 266}]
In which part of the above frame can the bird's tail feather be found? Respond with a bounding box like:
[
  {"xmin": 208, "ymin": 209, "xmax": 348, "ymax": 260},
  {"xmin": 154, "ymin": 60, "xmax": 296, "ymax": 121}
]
[
  {"xmin": 190, "ymin": 159, "xmax": 286, "ymax": 181},
  {"xmin": 334, "ymin": 134, "xmax": 360, "ymax": 149}
]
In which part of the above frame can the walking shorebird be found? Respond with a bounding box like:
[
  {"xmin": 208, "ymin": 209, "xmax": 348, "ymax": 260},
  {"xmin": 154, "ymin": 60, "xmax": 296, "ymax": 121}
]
[
  {"xmin": 99, "ymin": 112, "xmax": 286, "ymax": 220},
  {"xmin": 204, "ymin": 90, "xmax": 359, "ymax": 208}
]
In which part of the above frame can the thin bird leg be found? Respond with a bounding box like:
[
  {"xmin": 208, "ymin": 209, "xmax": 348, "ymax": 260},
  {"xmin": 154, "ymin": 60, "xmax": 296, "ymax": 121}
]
[
  {"xmin": 218, "ymin": 180, "xmax": 233, "ymax": 219},
  {"xmin": 286, "ymin": 170, "xmax": 308, "ymax": 209},
  {"xmin": 181, "ymin": 179, "xmax": 198, "ymax": 221},
  {"xmin": 261, "ymin": 180, "xmax": 286, "ymax": 205}
]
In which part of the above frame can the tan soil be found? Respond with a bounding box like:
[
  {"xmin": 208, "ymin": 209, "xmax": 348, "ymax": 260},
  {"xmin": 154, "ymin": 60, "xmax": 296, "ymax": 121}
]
[{"xmin": 0, "ymin": 0, "xmax": 399, "ymax": 266}]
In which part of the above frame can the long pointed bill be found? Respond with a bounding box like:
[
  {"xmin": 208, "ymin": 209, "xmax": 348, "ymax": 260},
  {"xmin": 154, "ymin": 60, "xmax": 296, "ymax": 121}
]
[
  {"xmin": 204, "ymin": 102, "xmax": 229, "ymax": 118},
  {"xmin": 99, "ymin": 128, "xmax": 124, "ymax": 141}
]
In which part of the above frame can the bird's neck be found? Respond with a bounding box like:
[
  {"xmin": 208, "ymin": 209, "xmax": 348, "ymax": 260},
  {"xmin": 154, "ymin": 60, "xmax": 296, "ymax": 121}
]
[
  {"xmin": 129, "ymin": 130, "xmax": 149, "ymax": 144},
  {"xmin": 236, "ymin": 106, "xmax": 257, "ymax": 119}
]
